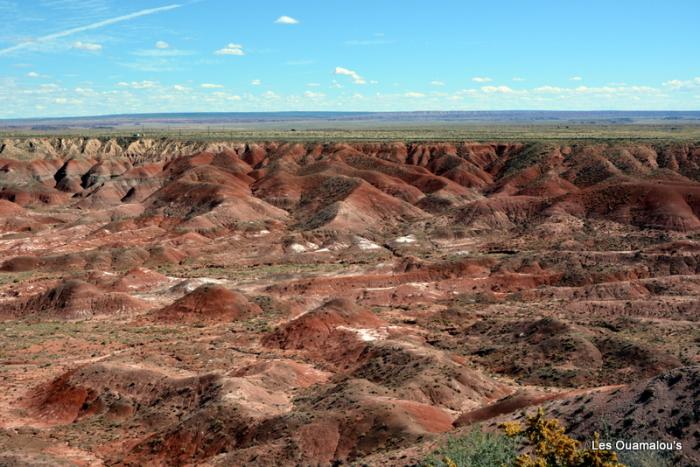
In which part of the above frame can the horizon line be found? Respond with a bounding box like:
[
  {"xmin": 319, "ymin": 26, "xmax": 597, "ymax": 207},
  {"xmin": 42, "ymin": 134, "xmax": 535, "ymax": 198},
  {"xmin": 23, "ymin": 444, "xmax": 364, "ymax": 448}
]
[{"xmin": 2, "ymin": 109, "xmax": 700, "ymax": 123}]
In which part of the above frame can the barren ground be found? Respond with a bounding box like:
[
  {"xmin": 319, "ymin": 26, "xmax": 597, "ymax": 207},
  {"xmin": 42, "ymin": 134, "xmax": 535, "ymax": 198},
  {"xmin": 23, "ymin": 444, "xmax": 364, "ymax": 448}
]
[{"xmin": 0, "ymin": 138, "xmax": 698, "ymax": 466}]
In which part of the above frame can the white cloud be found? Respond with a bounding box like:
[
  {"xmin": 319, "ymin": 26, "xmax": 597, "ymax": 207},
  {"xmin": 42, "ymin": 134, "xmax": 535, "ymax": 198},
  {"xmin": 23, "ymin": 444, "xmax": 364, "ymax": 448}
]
[
  {"xmin": 663, "ymin": 79, "xmax": 685, "ymax": 89},
  {"xmin": 570, "ymin": 76, "xmax": 583, "ymax": 81},
  {"xmin": 117, "ymin": 80, "xmax": 157, "ymax": 89},
  {"xmin": 215, "ymin": 43, "xmax": 244, "ymax": 56},
  {"xmin": 662, "ymin": 77, "xmax": 700, "ymax": 90},
  {"xmin": 251, "ymin": 79, "xmax": 261, "ymax": 85},
  {"xmin": 430, "ymin": 80, "xmax": 445, "ymax": 86},
  {"xmin": 512, "ymin": 77, "xmax": 525, "ymax": 82},
  {"xmin": 404, "ymin": 91, "xmax": 426, "ymax": 98},
  {"xmin": 53, "ymin": 97, "xmax": 82, "ymax": 105},
  {"xmin": 334, "ymin": 66, "xmax": 366, "ymax": 84},
  {"xmin": 155, "ymin": 40, "xmax": 169, "ymax": 49},
  {"xmin": 534, "ymin": 86, "xmax": 563, "ymax": 94},
  {"xmin": 211, "ymin": 92, "xmax": 241, "ymax": 101},
  {"xmin": 0, "ymin": 4, "xmax": 181, "ymax": 56},
  {"xmin": 274, "ymin": 15, "xmax": 299, "ymax": 24},
  {"xmin": 72, "ymin": 41, "xmax": 102, "ymax": 52},
  {"xmin": 74, "ymin": 87, "xmax": 96, "ymax": 96},
  {"xmin": 304, "ymin": 91, "xmax": 325, "ymax": 98},
  {"xmin": 481, "ymin": 85, "xmax": 515, "ymax": 94},
  {"xmin": 201, "ymin": 83, "xmax": 224, "ymax": 89},
  {"xmin": 472, "ymin": 76, "xmax": 492, "ymax": 83},
  {"xmin": 262, "ymin": 91, "xmax": 280, "ymax": 99},
  {"xmin": 26, "ymin": 71, "xmax": 40, "ymax": 78},
  {"xmin": 173, "ymin": 84, "xmax": 188, "ymax": 91},
  {"xmin": 307, "ymin": 82, "xmax": 321, "ymax": 87}
]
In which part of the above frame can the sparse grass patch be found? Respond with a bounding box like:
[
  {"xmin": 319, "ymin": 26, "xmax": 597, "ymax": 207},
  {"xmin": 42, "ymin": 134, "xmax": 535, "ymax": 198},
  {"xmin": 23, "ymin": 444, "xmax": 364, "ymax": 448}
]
[
  {"xmin": 0, "ymin": 271, "xmax": 35, "ymax": 286},
  {"xmin": 422, "ymin": 427, "xmax": 517, "ymax": 467}
]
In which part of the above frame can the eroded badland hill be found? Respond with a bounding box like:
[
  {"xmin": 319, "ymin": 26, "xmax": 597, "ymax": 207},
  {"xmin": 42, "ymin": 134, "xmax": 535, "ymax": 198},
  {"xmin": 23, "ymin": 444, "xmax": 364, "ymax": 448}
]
[{"xmin": 0, "ymin": 138, "xmax": 698, "ymax": 465}]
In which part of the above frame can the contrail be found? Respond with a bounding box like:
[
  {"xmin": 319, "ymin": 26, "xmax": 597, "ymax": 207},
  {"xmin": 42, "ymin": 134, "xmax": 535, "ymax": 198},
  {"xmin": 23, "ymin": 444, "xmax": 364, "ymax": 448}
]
[{"xmin": 0, "ymin": 4, "xmax": 182, "ymax": 56}]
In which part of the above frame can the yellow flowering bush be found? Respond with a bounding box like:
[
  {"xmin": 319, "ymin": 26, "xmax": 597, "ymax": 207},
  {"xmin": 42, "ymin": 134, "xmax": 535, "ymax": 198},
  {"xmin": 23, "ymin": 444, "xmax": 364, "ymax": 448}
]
[
  {"xmin": 500, "ymin": 408, "xmax": 625, "ymax": 467},
  {"xmin": 424, "ymin": 408, "xmax": 626, "ymax": 467}
]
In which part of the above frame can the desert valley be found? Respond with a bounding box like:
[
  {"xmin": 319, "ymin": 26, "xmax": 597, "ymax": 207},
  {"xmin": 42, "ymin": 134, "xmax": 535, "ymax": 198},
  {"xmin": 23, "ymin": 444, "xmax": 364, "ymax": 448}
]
[{"xmin": 0, "ymin": 136, "xmax": 698, "ymax": 465}]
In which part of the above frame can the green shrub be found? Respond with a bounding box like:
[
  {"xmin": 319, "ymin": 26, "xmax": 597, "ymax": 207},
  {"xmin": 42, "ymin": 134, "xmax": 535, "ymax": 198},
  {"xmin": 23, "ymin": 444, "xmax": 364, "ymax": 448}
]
[{"xmin": 422, "ymin": 427, "xmax": 518, "ymax": 467}]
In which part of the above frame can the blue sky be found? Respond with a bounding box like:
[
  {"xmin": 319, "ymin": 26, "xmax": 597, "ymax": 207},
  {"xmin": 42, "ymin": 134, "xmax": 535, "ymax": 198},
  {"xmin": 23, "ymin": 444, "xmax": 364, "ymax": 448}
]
[{"xmin": 1, "ymin": 0, "xmax": 699, "ymax": 118}]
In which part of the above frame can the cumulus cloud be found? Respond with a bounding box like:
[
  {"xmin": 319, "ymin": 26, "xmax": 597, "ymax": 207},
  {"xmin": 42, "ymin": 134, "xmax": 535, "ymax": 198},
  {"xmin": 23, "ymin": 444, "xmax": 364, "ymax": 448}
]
[
  {"xmin": 275, "ymin": 15, "xmax": 299, "ymax": 24},
  {"xmin": 26, "ymin": 71, "xmax": 40, "ymax": 78},
  {"xmin": 201, "ymin": 83, "xmax": 224, "ymax": 89},
  {"xmin": 74, "ymin": 87, "xmax": 96, "ymax": 95},
  {"xmin": 404, "ymin": 92, "xmax": 426, "ymax": 98},
  {"xmin": 211, "ymin": 91, "xmax": 241, "ymax": 101},
  {"xmin": 117, "ymin": 80, "xmax": 157, "ymax": 89},
  {"xmin": 472, "ymin": 76, "xmax": 492, "ymax": 83},
  {"xmin": 334, "ymin": 66, "xmax": 366, "ymax": 84},
  {"xmin": 304, "ymin": 91, "xmax": 325, "ymax": 98},
  {"xmin": 155, "ymin": 41, "xmax": 169, "ymax": 49},
  {"xmin": 481, "ymin": 85, "xmax": 515, "ymax": 94},
  {"xmin": 662, "ymin": 77, "xmax": 700, "ymax": 90},
  {"xmin": 512, "ymin": 77, "xmax": 525, "ymax": 82},
  {"xmin": 570, "ymin": 76, "xmax": 583, "ymax": 81},
  {"xmin": 430, "ymin": 80, "xmax": 445, "ymax": 86},
  {"xmin": 215, "ymin": 43, "xmax": 244, "ymax": 56},
  {"xmin": 72, "ymin": 41, "xmax": 102, "ymax": 52},
  {"xmin": 534, "ymin": 86, "xmax": 563, "ymax": 94},
  {"xmin": 53, "ymin": 97, "xmax": 82, "ymax": 105},
  {"xmin": 251, "ymin": 79, "xmax": 261, "ymax": 85}
]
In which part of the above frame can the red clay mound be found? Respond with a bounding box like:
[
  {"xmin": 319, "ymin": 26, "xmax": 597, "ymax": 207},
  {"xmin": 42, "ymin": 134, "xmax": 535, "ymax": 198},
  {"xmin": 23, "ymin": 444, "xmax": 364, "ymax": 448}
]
[
  {"xmin": 162, "ymin": 151, "xmax": 216, "ymax": 178},
  {"xmin": 4, "ymin": 279, "xmax": 144, "ymax": 319},
  {"xmin": 339, "ymin": 152, "xmax": 476, "ymax": 199},
  {"xmin": 81, "ymin": 160, "xmax": 130, "ymax": 189},
  {"xmin": 124, "ymin": 378, "xmax": 455, "ymax": 467},
  {"xmin": 149, "ymin": 284, "xmax": 261, "ymax": 323},
  {"xmin": 515, "ymin": 173, "xmax": 580, "ymax": 197},
  {"xmin": 349, "ymin": 341, "xmax": 512, "ymax": 412},
  {"xmin": 53, "ymin": 158, "xmax": 94, "ymax": 192},
  {"xmin": 29, "ymin": 363, "xmax": 222, "ymax": 426},
  {"xmin": 459, "ymin": 316, "xmax": 681, "ymax": 387},
  {"xmin": 232, "ymin": 359, "xmax": 331, "ymax": 390},
  {"xmin": 263, "ymin": 298, "xmax": 384, "ymax": 351},
  {"xmin": 456, "ymin": 196, "xmax": 546, "ymax": 230},
  {"xmin": 0, "ymin": 184, "xmax": 70, "ymax": 206},
  {"xmin": 297, "ymin": 160, "xmax": 426, "ymax": 204},
  {"xmin": 563, "ymin": 182, "xmax": 700, "ymax": 231},
  {"xmin": 294, "ymin": 176, "xmax": 427, "ymax": 232},
  {"xmin": 147, "ymin": 163, "xmax": 288, "ymax": 225},
  {"xmin": 111, "ymin": 267, "xmax": 169, "ymax": 292},
  {"xmin": 0, "ymin": 199, "xmax": 26, "ymax": 217},
  {"xmin": 0, "ymin": 255, "xmax": 40, "ymax": 272}
]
